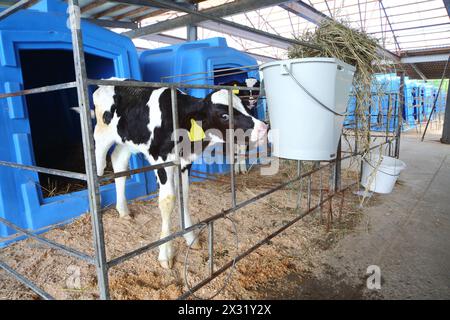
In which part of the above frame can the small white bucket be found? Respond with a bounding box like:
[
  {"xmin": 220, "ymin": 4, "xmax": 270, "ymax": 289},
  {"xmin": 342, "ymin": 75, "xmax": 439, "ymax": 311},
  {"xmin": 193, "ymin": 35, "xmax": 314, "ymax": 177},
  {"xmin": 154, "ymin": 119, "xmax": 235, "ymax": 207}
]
[
  {"xmin": 260, "ymin": 57, "xmax": 356, "ymax": 161},
  {"xmin": 361, "ymin": 154, "xmax": 406, "ymax": 194}
]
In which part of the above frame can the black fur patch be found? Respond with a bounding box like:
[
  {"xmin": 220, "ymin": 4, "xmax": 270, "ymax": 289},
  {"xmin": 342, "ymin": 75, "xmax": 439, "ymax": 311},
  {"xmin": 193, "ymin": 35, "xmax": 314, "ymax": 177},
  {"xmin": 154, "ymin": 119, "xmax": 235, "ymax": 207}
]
[
  {"xmin": 181, "ymin": 164, "xmax": 192, "ymax": 173},
  {"xmin": 113, "ymin": 84, "xmax": 154, "ymax": 145},
  {"xmin": 157, "ymin": 168, "xmax": 167, "ymax": 185},
  {"xmin": 103, "ymin": 111, "xmax": 113, "ymax": 125}
]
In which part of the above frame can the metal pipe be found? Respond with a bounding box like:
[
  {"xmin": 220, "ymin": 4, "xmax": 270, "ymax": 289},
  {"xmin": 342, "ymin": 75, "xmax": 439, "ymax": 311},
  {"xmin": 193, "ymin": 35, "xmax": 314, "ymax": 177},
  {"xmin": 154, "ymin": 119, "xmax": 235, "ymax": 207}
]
[
  {"xmin": 68, "ymin": 0, "xmax": 110, "ymax": 300},
  {"xmin": 0, "ymin": 0, "xmax": 37, "ymax": 22},
  {"xmin": 228, "ymin": 89, "xmax": 237, "ymax": 208},
  {"xmin": 395, "ymin": 73, "xmax": 405, "ymax": 158},
  {"xmin": 296, "ymin": 161, "xmax": 303, "ymax": 210},
  {"xmin": 170, "ymin": 87, "xmax": 185, "ymax": 230},
  {"xmin": 0, "ymin": 217, "xmax": 94, "ymax": 263},
  {"xmin": 87, "ymin": 78, "xmax": 261, "ymax": 92},
  {"xmin": 178, "ymin": 182, "xmax": 357, "ymax": 300},
  {"xmin": 0, "ymin": 160, "xmax": 87, "ymax": 181},
  {"xmin": 208, "ymin": 221, "xmax": 214, "ymax": 276},
  {"xmin": 160, "ymin": 64, "xmax": 260, "ymax": 80},
  {"xmin": 335, "ymin": 141, "xmax": 342, "ymax": 192},
  {"xmin": 0, "ymin": 81, "xmax": 77, "ymax": 99},
  {"xmin": 0, "ymin": 260, "xmax": 54, "ymax": 300},
  {"xmin": 100, "ymin": 161, "xmax": 175, "ymax": 181}
]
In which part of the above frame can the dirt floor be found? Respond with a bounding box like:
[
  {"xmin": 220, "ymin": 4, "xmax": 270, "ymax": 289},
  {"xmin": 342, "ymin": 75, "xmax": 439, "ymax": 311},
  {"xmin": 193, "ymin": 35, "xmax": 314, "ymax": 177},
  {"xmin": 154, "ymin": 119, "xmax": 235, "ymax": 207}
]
[{"xmin": 0, "ymin": 158, "xmax": 370, "ymax": 300}]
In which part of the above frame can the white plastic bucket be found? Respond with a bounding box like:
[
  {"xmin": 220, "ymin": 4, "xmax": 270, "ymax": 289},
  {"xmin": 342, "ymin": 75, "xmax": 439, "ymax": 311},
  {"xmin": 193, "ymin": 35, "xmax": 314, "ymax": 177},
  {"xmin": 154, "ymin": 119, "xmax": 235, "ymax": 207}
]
[
  {"xmin": 260, "ymin": 58, "xmax": 356, "ymax": 160},
  {"xmin": 361, "ymin": 154, "xmax": 407, "ymax": 194}
]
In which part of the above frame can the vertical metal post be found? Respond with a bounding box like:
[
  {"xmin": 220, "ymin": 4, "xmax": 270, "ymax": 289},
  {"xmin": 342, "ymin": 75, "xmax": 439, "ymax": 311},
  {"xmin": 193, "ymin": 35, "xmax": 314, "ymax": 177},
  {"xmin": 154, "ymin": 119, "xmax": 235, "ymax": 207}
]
[
  {"xmin": 327, "ymin": 163, "xmax": 335, "ymax": 230},
  {"xmin": 395, "ymin": 73, "xmax": 405, "ymax": 158},
  {"xmin": 186, "ymin": 3, "xmax": 198, "ymax": 41},
  {"xmin": 307, "ymin": 162, "xmax": 313, "ymax": 211},
  {"xmin": 170, "ymin": 87, "xmax": 185, "ymax": 230},
  {"xmin": 208, "ymin": 222, "xmax": 214, "ymax": 276},
  {"xmin": 68, "ymin": 0, "xmax": 109, "ymax": 300},
  {"xmin": 296, "ymin": 161, "xmax": 303, "ymax": 210},
  {"xmin": 386, "ymin": 93, "xmax": 392, "ymax": 156},
  {"xmin": 334, "ymin": 140, "xmax": 341, "ymax": 192},
  {"xmin": 318, "ymin": 162, "xmax": 323, "ymax": 222},
  {"xmin": 228, "ymin": 89, "xmax": 236, "ymax": 208}
]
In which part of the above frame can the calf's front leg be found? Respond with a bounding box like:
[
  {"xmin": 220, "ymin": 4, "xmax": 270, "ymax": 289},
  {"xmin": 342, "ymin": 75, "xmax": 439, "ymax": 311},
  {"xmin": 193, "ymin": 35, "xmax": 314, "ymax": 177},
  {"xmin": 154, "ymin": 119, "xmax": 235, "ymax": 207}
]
[
  {"xmin": 94, "ymin": 127, "xmax": 115, "ymax": 177},
  {"xmin": 156, "ymin": 166, "xmax": 176, "ymax": 269},
  {"xmin": 111, "ymin": 144, "xmax": 132, "ymax": 217},
  {"xmin": 180, "ymin": 164, "xmax": 201, "ymax": 249}
]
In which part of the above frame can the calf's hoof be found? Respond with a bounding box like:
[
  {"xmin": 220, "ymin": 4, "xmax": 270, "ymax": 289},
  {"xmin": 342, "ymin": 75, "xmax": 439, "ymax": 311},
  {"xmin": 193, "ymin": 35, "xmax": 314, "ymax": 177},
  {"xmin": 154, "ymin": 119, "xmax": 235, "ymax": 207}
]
[
  {"xmin": 117, "ymin": 206, "xmax": 131, "ymax": 218},
  {"xmin": 159, "ymin": 258, "xmax": 174, "ymax": 269}
]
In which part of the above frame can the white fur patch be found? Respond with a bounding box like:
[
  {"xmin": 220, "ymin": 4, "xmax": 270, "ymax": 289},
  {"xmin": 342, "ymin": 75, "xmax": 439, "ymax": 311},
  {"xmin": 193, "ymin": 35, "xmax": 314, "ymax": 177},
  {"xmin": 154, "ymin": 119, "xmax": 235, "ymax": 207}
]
[
  {"xmin": 245, "ymin": 78, "xmax": 258, "ymax": 88},
  {"xmin": 211, "ymin": 89, "xmax": 250, "ymax": 116}
]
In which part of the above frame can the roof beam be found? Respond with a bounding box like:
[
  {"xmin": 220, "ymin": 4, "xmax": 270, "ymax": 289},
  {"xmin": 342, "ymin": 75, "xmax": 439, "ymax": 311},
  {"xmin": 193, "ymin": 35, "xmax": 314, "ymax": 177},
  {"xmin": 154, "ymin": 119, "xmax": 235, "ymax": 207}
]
[
  {"xmin": 93, "ymin": 4, "xmax": 128, "ymax": 19},
  {"xmin": 198, "ymin": 20, "xmax": 290, "ymax": 50},
  {"xmin": 410, "ymin": 63, "xmax": 427, "ymax": 80},
  {"xmin": 122, "ymin": 0, "xmax": 291, "ymax": 38},
  {"xmin": 0, "ymin": 0, "xmax": 36, "ymax": 21},
  {"xmin": 81, "ymin": 0, "xmax": 108, "ymax": 14},
  {"xmin": 85, "ymin": 17, "xmax": 138, "ymax": 29},
  {"xmin": 113, "ymin": 6, "xmax": 150, "ymax": 20},
  {"xmin": 132, "ymin": 8, "xmax": 167, "ymax": 21},
  {"xmin": 401, "ymin": 54, "xmax": 450, "ymax": 64},
  {"xmin": 279, "ymin": 1, "xmax": 327, "ymax": 24}
]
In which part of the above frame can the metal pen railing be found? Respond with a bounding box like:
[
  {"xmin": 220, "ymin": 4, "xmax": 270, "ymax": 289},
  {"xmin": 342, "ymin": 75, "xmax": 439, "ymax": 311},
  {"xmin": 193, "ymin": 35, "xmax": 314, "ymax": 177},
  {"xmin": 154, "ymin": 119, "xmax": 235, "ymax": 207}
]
[{"xmin": 0, "ymin": 0, "xmax": 404, "ymax": 300}]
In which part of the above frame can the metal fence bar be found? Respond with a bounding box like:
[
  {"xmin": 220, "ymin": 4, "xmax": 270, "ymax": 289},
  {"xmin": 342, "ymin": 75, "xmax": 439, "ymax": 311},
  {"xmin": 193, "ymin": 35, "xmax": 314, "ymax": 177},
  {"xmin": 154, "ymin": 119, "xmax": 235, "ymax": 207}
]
[
  {"xmin": 0, "ymin": 0, "xmax": 37, "ymax": 22},
  {"xmin": 0, "ymin": 260, "xmax": 54, "ymax": 300},
  {"xmin": 87, "ymin": 79, "xmax": 261, "ymax": 92},
  {"xmin": 335, "ymin": 141, "xmax": 342, "ymax": 192},
  {"xmin": 0, "ymin": 217, "xmax": 94, "ymax": 263},
  {"xmin": 228, "ymin": 89, "xmax": 237, "ymax": 208},
  {"xmin": 395, "ymin": 73, "xmax": 405, "ymax": 158},
  {"xmin": 0, "ymin": 160, "xmax": 87, "ymax": 181},
  {"xmin": 160, "ymin": 64, "xmax": 260, "ymax": 80},
  {"xmin": 208, "ymin": 221, "xmax": 214, "ymax": 276},
  {"xmin": 170, "ymin": 87, "xmax": 186, "ymax": 230},
  {"xmin": 0, "ymin": 81, "xmax": 78, "ymax": 99},
  {"xmin": 296, "ymin": 161, "xmax": 303, "ymax": 210},
  {"xmin": 68, "ymin": 0, "xmax": 109, "ymax": 300},
  {"xmin": 100, "ymin": 161, "xmax": 176, "ymax": 181},
  {"xmin": 178, "ymin": 182, "xmax": 357, "ymax": 300}
]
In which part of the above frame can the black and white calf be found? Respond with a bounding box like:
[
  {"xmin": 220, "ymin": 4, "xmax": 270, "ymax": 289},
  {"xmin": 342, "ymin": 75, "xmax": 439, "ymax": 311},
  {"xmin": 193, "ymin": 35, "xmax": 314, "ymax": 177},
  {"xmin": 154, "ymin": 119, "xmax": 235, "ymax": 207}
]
[
  {"xmin": 219, "ymin": 78, "xmax": 261, "ymax": 174},
  {"xmin": 92, "ymin": 79, "xmax": 267, "ymax": 269}
]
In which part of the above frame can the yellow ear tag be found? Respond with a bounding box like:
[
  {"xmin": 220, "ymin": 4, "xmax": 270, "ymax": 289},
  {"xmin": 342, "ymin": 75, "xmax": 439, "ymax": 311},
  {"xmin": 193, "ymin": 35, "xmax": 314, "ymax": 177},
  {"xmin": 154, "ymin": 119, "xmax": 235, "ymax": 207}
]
[
  {"xmin": 188, "ymin": 119, "xmax": 205, "ymax": 142},
  {"xmin": 232, "ymin": 84, "xmax": 239, "ymax": 95}
]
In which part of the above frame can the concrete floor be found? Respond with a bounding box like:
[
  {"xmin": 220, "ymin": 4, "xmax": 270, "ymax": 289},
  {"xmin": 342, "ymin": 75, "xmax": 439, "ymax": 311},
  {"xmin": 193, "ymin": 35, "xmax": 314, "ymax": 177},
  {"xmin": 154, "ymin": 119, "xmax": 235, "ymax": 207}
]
[{"xmin": 278, "ymin": 127, "xmax": 450, "ymax": 300}]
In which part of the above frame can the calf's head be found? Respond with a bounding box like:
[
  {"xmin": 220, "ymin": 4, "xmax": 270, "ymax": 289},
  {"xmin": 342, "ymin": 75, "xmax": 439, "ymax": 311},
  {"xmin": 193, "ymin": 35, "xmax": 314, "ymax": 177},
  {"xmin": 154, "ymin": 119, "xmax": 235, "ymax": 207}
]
[
  {"xmin": 220, "ymin": 78, "xmax": 261, "ymax": 112},
  {"xmin": 201, "ymin": 89, "xmax": 267, "ymax": 146}
]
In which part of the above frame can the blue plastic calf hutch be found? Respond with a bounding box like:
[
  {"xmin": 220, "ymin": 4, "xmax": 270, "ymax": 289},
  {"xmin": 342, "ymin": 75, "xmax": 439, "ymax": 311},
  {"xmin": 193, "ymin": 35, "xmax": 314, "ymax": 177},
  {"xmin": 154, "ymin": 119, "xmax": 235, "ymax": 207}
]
[
  {"xmin": 0, "ymin": 0, "xmax": 156, "ymax": 246},
  {"xmin": 139, "ymin": 37, "xmax": 262, "ymax": 178}
]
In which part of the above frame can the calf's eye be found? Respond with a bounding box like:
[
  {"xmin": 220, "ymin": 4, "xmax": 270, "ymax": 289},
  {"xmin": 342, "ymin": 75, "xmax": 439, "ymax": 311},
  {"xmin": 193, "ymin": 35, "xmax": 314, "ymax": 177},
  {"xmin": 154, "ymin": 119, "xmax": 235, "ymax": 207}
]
[{"xmin": 221, "ymin": 114, "xmax": 229, "ymax": 121}]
